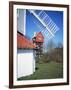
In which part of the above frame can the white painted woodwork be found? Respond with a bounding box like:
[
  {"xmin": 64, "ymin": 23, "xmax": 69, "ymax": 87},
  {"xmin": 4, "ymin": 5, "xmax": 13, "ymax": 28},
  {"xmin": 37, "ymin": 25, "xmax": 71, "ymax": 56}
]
[
  {"xmin": 17, "ymin": 9, "xmax": 26, "ymax": 35},
  {"xmin": 17, "ymin": 49, "xmax": 35, "ymax": 78}
]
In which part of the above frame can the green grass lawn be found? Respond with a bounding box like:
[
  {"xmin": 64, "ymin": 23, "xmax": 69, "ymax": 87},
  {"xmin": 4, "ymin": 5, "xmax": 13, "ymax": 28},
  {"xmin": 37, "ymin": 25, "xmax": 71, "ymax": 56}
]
[{"xmin": 17, "ymin": 61, "xmax": 63, "ymax": 81}]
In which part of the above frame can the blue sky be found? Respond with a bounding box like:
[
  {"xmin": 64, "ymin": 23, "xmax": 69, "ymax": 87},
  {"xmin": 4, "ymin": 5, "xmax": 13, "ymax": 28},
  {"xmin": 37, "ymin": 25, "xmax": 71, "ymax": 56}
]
[
  {"xmin": 17, "ymin": 9, "xmax": 63, "ymax": 45},
  {"xmin": 26, "ymin": 10, "xmax": 63, "ymax": 45}
]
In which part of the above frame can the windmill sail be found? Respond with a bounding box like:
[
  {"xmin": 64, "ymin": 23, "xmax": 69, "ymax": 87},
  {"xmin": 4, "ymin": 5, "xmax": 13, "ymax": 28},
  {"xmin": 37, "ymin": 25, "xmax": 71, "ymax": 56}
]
[
  {"xmin": 28, "ymin": 10, "xmax": 59, "ymax": 41},
  {"xmin": 33, "ymin": 20, "xmax": 53, "ymax": 40}
]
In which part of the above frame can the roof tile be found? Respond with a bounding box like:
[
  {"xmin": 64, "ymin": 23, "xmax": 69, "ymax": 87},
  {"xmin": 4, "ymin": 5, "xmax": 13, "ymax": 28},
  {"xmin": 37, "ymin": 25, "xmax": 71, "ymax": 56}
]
[{"xmin": 17, "ymin": 32, "xmax": 36, "ymax": 49}]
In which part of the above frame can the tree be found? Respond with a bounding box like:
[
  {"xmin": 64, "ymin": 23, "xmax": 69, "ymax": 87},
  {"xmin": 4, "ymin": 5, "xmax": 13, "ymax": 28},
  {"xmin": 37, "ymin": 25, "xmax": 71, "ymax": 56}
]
[
  {"xmin": 47, "ymin": 40, "xmax": 56, "ymax": 53},
  {"xmin": 56, "ymin": 43, "xmax": 63, "ymax": 48}
]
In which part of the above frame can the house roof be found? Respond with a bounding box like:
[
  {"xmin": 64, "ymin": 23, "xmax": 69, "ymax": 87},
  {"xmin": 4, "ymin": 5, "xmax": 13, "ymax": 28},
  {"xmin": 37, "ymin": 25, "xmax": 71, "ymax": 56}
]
[
  {"xmin": 33, "ymin": 32, "xmax": 44, "ymax": 43},
  {"xmin": 17, "ymin": 32, "xmax": 36, "ymax": 49}
]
